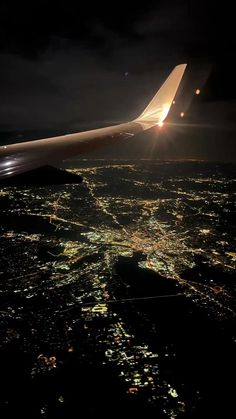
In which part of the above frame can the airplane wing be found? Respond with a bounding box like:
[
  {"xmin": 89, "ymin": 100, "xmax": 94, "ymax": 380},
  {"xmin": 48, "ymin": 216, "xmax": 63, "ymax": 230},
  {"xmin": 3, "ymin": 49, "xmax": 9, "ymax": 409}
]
[{"xmin": 0, "ymin": 64, "xmax": 186, "ymax": 180}]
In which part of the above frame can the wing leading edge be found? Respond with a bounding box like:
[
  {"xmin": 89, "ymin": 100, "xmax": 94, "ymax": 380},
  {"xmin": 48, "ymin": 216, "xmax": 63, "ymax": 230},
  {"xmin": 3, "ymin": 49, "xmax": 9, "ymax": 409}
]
[{"xmin": 0, "ymin": 64, "xmax": 186, "ymax": 180}]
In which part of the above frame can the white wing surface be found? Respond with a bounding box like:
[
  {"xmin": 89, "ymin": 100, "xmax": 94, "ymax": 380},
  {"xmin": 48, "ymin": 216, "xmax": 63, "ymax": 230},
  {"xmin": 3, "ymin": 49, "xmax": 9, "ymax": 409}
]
[{"xmin": 0, "ymin": 64, "xmax": 187, "ymax": 180}]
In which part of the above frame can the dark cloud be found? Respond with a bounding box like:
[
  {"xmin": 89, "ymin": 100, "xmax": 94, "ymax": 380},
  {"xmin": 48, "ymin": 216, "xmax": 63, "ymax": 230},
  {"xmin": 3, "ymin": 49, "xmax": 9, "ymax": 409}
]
[
  {"xmin": 134, "ymin": 3, "xmax": 190, "ymax": 36},
  {"xmin": 0, "ymin": 44, "xmax": 163, "ymax": 131},
  {"xmin": 0, "ymin": 0, "xmax": 235, "ymax": 160}
]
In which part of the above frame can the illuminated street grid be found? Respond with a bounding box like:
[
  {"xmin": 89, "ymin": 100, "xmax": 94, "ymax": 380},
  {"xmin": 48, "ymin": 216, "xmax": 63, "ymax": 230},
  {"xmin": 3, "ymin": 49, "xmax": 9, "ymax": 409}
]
[{"xmin": 0, "ymin": 160, "xmax": 235, "ymax": 417}]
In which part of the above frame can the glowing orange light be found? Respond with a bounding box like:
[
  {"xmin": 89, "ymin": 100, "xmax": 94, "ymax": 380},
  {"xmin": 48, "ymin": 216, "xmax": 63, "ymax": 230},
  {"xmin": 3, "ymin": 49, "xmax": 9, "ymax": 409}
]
[
  {"xmin": 128, "ymin": 387, "xmax": 138, "ymax": 394},
  {"xmin": 158, "ymin": 121, "xmax": 164, "ymax": 127},
  {"xmin": 195, "ymin": 89, "xmax": 200, "ymax": 95},
  {"xmin": 180, "ymin": 112, "xmax": 184, "ymax": 117}
]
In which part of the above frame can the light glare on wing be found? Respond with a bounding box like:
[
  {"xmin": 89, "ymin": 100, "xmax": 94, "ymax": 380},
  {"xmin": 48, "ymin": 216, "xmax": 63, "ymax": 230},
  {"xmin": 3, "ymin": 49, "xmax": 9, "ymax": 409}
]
[{"xmin": 135, "ymin": 64, "xmax": 187, "ymax": 126}]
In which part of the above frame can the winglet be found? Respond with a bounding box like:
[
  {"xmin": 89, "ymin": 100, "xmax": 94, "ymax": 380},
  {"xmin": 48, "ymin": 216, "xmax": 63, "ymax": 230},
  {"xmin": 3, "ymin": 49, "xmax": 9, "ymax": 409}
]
[{"xmin": 134, "ymin": 64, "xmax": 187, "ymax": 127}]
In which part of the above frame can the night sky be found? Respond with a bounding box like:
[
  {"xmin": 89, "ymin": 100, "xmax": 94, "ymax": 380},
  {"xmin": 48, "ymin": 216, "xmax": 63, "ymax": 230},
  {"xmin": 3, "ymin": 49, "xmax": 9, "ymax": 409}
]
[{"xmin": 0, "ymin": 1, "xmax": 235, "ymax": 160}]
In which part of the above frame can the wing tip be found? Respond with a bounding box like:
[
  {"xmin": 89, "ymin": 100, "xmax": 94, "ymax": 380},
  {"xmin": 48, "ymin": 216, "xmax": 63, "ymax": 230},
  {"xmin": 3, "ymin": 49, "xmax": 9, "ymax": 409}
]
[
  {"xmin": 134, "ymin": 62, "xmax": 187, "ymax": 127},
  {"xmin": 172, "ymin": 63, "xmax": 187, "ymax": 74}
]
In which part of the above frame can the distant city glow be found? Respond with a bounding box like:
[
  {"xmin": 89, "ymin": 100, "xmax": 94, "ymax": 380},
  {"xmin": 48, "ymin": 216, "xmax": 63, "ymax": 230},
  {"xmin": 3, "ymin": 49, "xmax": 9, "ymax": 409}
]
[
  {"xmin": 0, "ymin": 160, "xmax": 234, "ymax": 416},
  {"xmin": 180, "ymin": 112, "xmax": 185, "ymax": 117},
  {"xmin": 195, "ymin": 89, "xmax": 200, "ymax": 95}
]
